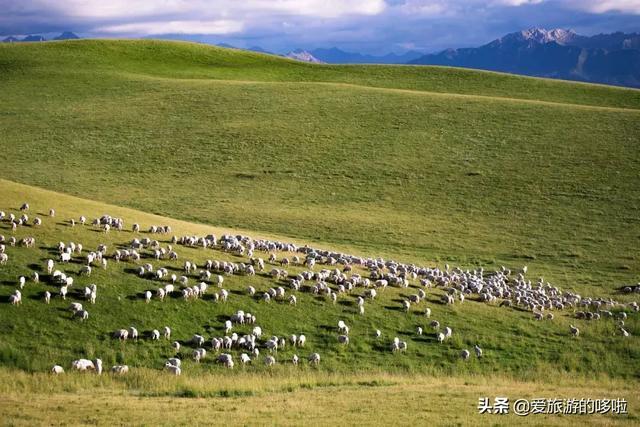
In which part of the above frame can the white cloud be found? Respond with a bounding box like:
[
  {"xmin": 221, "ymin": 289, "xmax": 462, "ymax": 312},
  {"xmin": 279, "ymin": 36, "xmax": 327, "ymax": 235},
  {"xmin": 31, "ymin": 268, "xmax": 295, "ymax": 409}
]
[
  {"xmin": 566, "ymin": 0, "xmax": 640, "ymax": 14},
  {"xmin": 97, "ymin": 20, "xmax": 244, "ymax": 36},
  {"xmin": 29, "ymin": 0, "xmax": 386, "ymax": 21}
]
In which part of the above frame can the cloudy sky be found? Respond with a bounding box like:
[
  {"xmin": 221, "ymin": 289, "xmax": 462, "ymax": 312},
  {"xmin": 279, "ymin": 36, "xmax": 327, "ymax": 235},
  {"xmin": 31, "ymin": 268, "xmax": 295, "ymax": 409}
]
[{"xmin": 1, "ymin": 0, "xmax": 639, "ymax": 53}]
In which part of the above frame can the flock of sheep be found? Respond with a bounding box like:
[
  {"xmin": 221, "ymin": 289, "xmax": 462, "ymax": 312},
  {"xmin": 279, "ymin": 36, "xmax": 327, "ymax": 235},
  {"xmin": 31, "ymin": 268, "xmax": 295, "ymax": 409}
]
[{"xmin": 0, "ymin": 201, "xmax": 637, "ymax": 377}]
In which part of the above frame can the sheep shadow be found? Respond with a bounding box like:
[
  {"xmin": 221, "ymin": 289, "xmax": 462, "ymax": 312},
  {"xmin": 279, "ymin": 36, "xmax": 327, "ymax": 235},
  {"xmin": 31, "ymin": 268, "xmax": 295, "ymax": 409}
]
[
  {"xmin": 0, "ymin": 295, "xmax": 13, "ymax": 304},
  {"xmin": 384, "ymin": 305, "xmax": 404, "ymax": 312},
  {"xmin": 27, "ymin": 291, "xmax": 49, "ymax": 301}
]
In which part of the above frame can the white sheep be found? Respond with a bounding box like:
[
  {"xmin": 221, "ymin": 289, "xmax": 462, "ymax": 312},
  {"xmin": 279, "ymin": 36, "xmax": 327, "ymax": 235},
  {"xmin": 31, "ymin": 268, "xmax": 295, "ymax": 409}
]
[
  {"xmin": 569, "ymin": 325, "xmax": 580, "ymax": 337},
  {"xmin": 172, "ymin": 341, "xmax": 181, "ymax": 352},
  {"xmin": 192, "ymin": 334, "xmax": 205, "ymax": 347},
  {"xmin": 338, "ymin": 335, "xmax": 349, "ymax": 345},
  {"xmin": 474, "ymin": 345, "xmax": 483, "ymax": 358},
  {"xmin": 164, "ymin": 362, "xmax": 181, "ymax": 376},
  {"xmin": 163, "ymin": 326, "xmax": 171, "ymax": 340},
  {"xmin": 193, "ymin": 348, "xmax": 207, "ymax": 363},
  {"xmin": 51, "ymin": 365, "xmax": 64, "ymax": 375},
  {"xmin": 292, "ymin": 354, "xmax": 299, "ymax": 365},
  {"xmin": 308, "ymin": 353, "xmax": 320, "ymax": 365},
  {"xmin": 145, "ymin": 291, "xmax": 152, "ymax": 303},
  {"xmin": 461, "ymin": 349, "xmax": 471, "ymax": 360},
  {"xmin": 44, "ymin": 291, "xmax": 51, "ymax": 304},
  {"xmin": 217, "ymin": 353, "xmax": 234, "ymax": 369},
  {"xmin": 111, "ymin": 365, "xmax": 129, "ymax": 374},
  {"xmin": 151, "ymin": 329, "xmax": 160, "ymax": 340},
  {"xmin": 74, "ymin": 309, "xmax": 89, "ymax": 321},
  {"xmin": 167, "ymin": 358, "xmax": 181, "ymax": 368},
  {"xmin": 298, "ymin": 334, "xmax": 306, "ymax": 347},
  {"xmin": 113, "ymin": 329, "xmax": 129, "ymax": 341},
  {"xmin": 264, "ymin": 355, "xmax": 276, "ymax": 366},
  {"xmin": 129, "ymin": 327, "xmax": 139, "ymax": 340},
  {"xmin": 240, "ymin": 353, "xmax": 251, "ymax": 364}
]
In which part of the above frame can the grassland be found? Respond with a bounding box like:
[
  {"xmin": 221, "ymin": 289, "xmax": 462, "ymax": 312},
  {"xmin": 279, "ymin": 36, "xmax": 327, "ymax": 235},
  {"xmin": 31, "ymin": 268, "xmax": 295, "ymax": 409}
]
[
  {"xmin": 0, "ymin": 40, "xmax": 638, "ymax": 425},
  {"xmin": 0, "ymin": 40, "xmax": 639, "ymax": 295},
  {"xmin": 0, "ymin": 179, "xmax": 638, "ymax": 377},
  {"xmin": 1, "ymin": 369, "xmax": 638, "ymax": 426}
]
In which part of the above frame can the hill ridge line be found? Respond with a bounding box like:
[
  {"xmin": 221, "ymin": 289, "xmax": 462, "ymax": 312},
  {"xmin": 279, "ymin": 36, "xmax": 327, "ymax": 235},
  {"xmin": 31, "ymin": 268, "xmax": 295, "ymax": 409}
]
[{"xmin": 119, "ymin": 72, "xmax": 640, "ymax": 113}]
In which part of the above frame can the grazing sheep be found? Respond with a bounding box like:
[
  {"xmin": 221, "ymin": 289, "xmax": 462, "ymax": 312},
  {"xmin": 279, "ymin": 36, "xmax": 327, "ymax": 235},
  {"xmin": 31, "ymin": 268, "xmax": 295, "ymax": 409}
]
[
  {"xmin": 49, "ymin": 209, "xmax": 55, "ymax": 217},
  {"xmin": 425, "ymin": 307, "xmax": 431, "ymax": 318},
  {"xmin": 111, "ymin": 365, "xmax": 129, "ymax": 375},
  {"xmin": 375, "ymin": 329, "xmax": 381, "ymax": 338},
  {"xmin": 151, "ymin": 329, "xmax": 161, "ymax": 340},
  {"xmin": 308, "ymin": 353, "xmax": 320, "ymax": 365},
  {"xmin": 145, "ymin": 291, "xmax": 152, "ymax": 303},
  {"xmin": 163, "ymin": 326, "xmax": 171, "ymax": 340},
  {"xmin": 44, "ymin": 291, "xmax": 51, "ymax": 304},
  {"xmin": 461, "ymin": 349, "xmax": 471, "ymax": 360},
  {"xmin": 31, "ymin": 272, "xmax": 39, "ymax": 283},
  {"xmin": 437, "ymin": 332, "xmax": 445, "ymax": 343},
  {"xmin": 129, "ymin": 327, "xmax": 139, "ymax": 341},
  {"xmin": 0, "ymin": 253, "xmax": 8, "ymax": 265},
  {"xmin": 292, "ymin": 354, "xmax": 299, "ymax": 365},
  {"xmin": 167, "ymin": 358, "xmax": 181, "ymax": 368},
  {"xmin": 51, "ymin": 365, "xmax": 64, "ymax": 375},
  {"xmin": 338, "ymin": 335, "xmax": 350, "ymax": 345},
  {"xmin": 240, "ymin": 353, "xmax": 251, "ymax": 365},
  {"xmin": 569, "ymin": 325, "xmax": 580, "ymax": 337},
  {"xmin": 217, "ymin": 353, "xmax": 234, "ymax": 369},
  {"xmin": 172, "ymin": 341, "xmax": 181, "ymax": 352},
  {"xmin": 192, "ymin": 334, "xmax": 205, "ymax": 347},
  {"xmin": 18, "ymin": 276, "xmax": 26, "ymax": 289},
  {"xmin": 264, "ymin": 355, "xmax": 276, "ymax": 366},
  {"xmin": 164, "ymin": 363, "xmax": 181, "ymax": 376},
  {"xmin": 113, "ymin": 329, "xmax": 129, "ymax": 341},
  {"xmin": 59, "ymin": 285, "xmax": 68, "ymax": 300},
  {"xmin": 72, "ymin": 359, "xmax": 95, "ymax": 372},
  {"xmin": 444, "ymin": 327, "xmax": 452, "ymax": 339},
  {"xmin": 402, "ymin": 300, "xmax": 411, "ymax": 312},
  {"xmin": 74, "ymin": 309, "xmax": 89, "ymax": 321},
  {"xmin": 417, "ymin": 327, "xmax": 423, "ymax": 336},
  {"xmin": 474, "ymin": 344, "xmax": 483, "ymax": 358},
  {"xmin": 46, "ymin": 259, "xmax": 54, "ymax": 274},
  {"xmin": 289, "ymin": 295, "xmax": 297, "ymax": 306},
  {"xmin": 193, "ymin": 348, "xmax": 207, "ymax": 363}
]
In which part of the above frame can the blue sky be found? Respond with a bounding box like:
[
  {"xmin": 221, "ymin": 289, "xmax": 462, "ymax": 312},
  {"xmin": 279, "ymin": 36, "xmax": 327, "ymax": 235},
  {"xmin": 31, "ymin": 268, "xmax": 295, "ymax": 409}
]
[{"xmin": 1, "ymin": 1, "xmax": 639, "ymax": 53}]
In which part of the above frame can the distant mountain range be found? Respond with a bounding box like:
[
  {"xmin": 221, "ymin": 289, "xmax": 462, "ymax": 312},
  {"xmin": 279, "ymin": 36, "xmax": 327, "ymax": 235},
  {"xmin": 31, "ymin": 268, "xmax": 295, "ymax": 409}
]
[
  {"xmin": 309, "ymin": 47, "xmax": 423, "ymax": 64},
  {"xmin": 2, "ymin": 32, "xmax": 79, "ymax": 43},
  {"xmin": 286, "ymin": 49, "xmax": 323, "ymax": 63},
  {"xmin": 5, "ymin": 28, "xmax": 639, "ymax": 88},
  {"xmin": 409, "ymin": 28, "xmax": 640, "ymax": 88}
]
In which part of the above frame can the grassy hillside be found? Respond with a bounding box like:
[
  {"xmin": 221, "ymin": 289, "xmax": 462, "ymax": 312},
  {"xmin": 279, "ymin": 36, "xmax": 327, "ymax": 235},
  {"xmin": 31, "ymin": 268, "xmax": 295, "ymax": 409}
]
[
  {"xmin": 0, "ymin": 179, "xmax": 638, "ymax": 379},
  {"xmin": 0, "ymin": 40, "xmax": 638, "ymax": 298}
]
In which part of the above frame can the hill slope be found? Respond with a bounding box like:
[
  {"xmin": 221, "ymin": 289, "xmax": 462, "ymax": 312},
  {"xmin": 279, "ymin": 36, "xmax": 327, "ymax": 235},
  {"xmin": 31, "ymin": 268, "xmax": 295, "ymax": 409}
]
[
  {"xmin": 0, "ymin": 179, "xmax": 638, "ymax": 379},
  {"xmin": 0, "ymin": 39, "xmax": 638, "ymax": 294}
]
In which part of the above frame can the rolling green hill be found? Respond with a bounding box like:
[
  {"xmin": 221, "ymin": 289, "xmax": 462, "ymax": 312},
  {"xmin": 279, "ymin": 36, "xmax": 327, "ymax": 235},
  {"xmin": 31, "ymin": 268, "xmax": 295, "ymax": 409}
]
[
  {"xmin": 0, "ymin": 40, "xmax": 639, "ymax": 424},
  {"xmin": 0, "ymin": 179, "xmax": 638, "ymax": 377},
  {"xmin": 0, "ymin": 40, "xmax": 638, "ymax": 296}
]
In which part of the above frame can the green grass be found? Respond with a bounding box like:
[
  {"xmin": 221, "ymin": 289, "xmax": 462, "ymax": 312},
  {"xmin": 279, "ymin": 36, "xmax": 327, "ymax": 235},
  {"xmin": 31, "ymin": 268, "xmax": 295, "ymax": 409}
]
[
  {"xmin": 0, "ymin": 369, "xmax": 638, "ymax": 426},
  {"xmin": 0, "ymin": 40, "xmax": 638, "ymax": 297},
  {"xmin": 0, "ymin": 40, "xmax": 638, "ymax": 424},
  {"xmin": 0, "ymin": 180, "xmax": 637, "ymax": 380}
]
